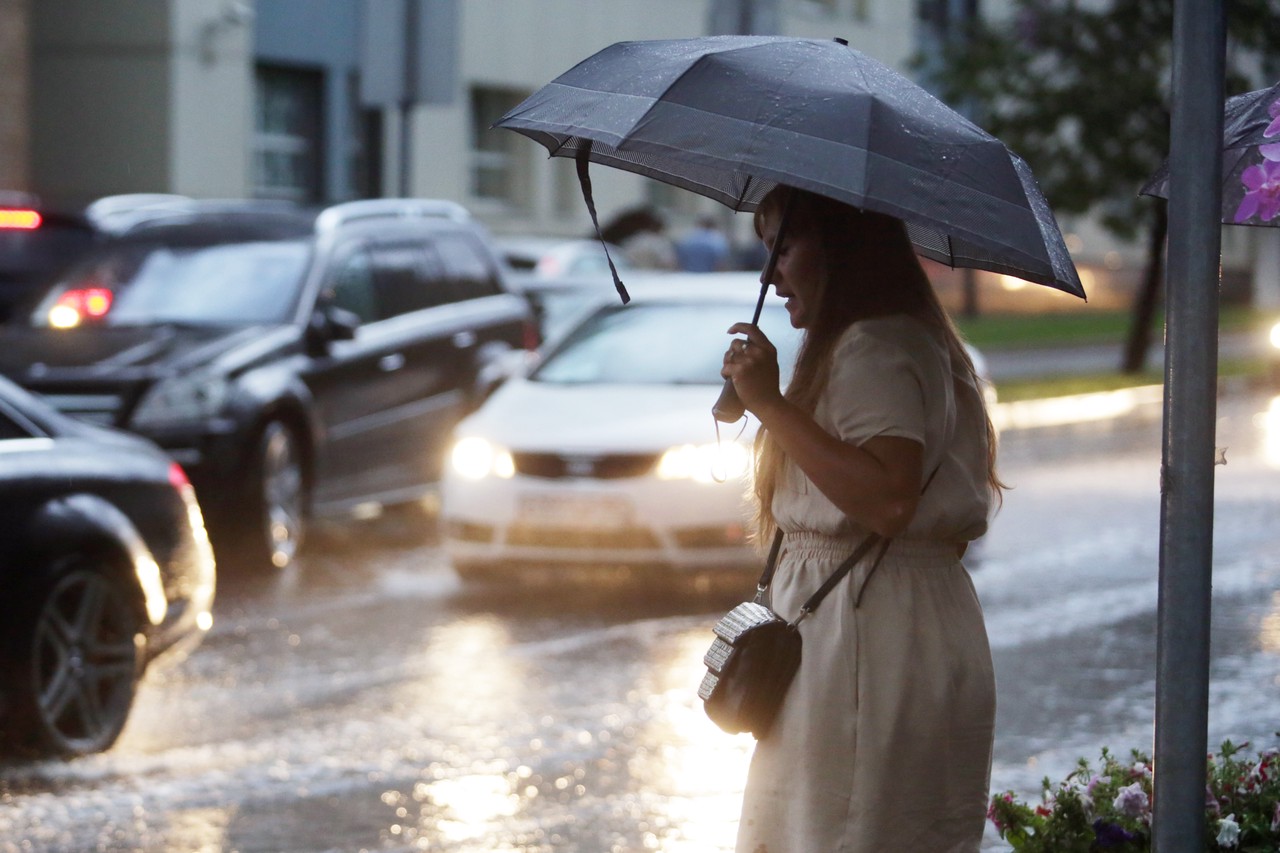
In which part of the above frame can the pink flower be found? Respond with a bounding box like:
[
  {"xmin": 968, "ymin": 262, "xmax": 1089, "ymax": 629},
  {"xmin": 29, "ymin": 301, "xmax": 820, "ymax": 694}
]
[{"xmin": 1234, "ymin": 158, "xmax": 1280, "ymax": 223}]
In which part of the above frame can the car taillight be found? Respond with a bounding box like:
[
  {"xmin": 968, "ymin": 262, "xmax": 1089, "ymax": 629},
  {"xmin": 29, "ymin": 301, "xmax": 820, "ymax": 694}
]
[
  {"xmin": 168, "ymin": 461, "xmax": 192, "ymax": 491},
  {"xmin": 48, "ymin": 287, "xmax": 113, "ymax": 328},
  {"xmin": 0, "ymin": 208, "xmax": 42, "ymax": 230}
]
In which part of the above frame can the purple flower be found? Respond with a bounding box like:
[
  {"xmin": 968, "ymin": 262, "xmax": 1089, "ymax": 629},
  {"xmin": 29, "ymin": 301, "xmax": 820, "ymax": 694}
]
[
  {"xmin": 1262, "ymin": 97, "xmax": 1280, "ymax": 161},
  {"xmin": 1234, "ymin": 158, "xmax": 1280, "ymax": 223},
  {"xmin": 1112, "ymin": 782, "xmax": 1150, "ymax": 818},
  {"xmin": 1093, "ymin": 819, "xmax": 1141, "ymax": 847}
]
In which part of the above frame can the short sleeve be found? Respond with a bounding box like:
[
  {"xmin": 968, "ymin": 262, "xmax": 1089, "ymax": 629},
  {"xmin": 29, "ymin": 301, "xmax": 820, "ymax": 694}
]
[{"xmin": 822, "ymin": 322, "xmax": 927, "ymax": 446}]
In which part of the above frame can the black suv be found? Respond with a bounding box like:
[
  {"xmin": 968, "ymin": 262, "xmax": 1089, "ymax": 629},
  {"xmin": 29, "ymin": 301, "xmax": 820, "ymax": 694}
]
[{"xmin": 0, "ymin": 197, "xmax": 535, "ymax": 571}]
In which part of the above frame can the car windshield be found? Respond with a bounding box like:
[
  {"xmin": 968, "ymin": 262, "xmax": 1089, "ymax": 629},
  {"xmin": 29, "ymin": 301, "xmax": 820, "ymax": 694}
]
[
  {"xmin": 26, "ymin": 238, "xmax": 312, "ymax": 328},
  {"xmin": 532, "ymin": 300, "xmax": 800, "ymax": 386}
]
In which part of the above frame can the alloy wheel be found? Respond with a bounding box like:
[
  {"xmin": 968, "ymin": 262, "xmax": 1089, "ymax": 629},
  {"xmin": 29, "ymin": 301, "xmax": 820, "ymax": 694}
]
[
  {"xmin": 260, "ymin": 421, "xmax": 304, "ymax": 568},
  {"xmin": 32, "ymin": 567, "xmax": 139, "ymax": 755}
]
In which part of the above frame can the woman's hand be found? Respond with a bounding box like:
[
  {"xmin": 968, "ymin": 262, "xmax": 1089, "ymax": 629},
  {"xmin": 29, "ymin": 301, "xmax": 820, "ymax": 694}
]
[
  {"xmin": 723, "ymin": 322, "xmax": 923, "ymax": 538},
  {"xmin": 721, "ymin": 322, "xmax": 785, "ymax": 416}
]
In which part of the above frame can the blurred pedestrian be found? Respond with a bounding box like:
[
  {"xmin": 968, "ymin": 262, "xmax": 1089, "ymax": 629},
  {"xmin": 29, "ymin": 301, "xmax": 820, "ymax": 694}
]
[
  {"xmin": 601, "ymin": 206, "xmax": 678, "ymax": 271},
  {"xmin": 720, "ymin": 184, "xmax": 1001, "ymax": 852},
  {"xmin": 621, "ymin": 224, "xmax": 678, "ymax": 270},
  {"xmin": 675, "ymin": 215, "xmax": 731, "ymax": 272}
]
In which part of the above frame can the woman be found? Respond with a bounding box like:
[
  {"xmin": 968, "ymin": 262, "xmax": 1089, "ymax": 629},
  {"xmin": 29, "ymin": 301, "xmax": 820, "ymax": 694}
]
[{"xmin": 721, "ymin": 185, "xmax": 1000, "ymax": 852}]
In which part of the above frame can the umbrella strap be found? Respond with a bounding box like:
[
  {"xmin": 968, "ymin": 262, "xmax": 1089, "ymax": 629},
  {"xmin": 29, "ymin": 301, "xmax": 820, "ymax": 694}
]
[{"xmin": 575, "ymin": 143, "xmax": 630, "ymax": 304}]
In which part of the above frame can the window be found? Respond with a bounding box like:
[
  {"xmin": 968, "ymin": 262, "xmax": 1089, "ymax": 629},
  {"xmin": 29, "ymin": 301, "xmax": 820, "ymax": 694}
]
[
  {"xmin": 347, "ymin": 73, "xmax": 383, "ymax": 200},
  {"xmin": 254, "ymin": 65, "xmax": 324, "ymax": 203},
  {"xmin": 470, "ymin": 88, "xmax": 527, "ymax": 204},
  {"xmin": 435, "ymin": 233, "xmax": 502, "ymax": 301},
  {"xmin": 370, "ymin": 243, "xmax": 437, "ymax": 318},
  {"xmin": 328, "ymin": 248, "xmax": 378, "ymax": 323}
]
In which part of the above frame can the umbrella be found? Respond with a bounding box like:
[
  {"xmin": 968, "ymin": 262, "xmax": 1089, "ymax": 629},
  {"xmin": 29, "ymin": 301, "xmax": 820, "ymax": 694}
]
[
  {"xmin": 495, "ymin": 35, "xmax": 1086, "ymax": 300},
  {"xmin": 1141, "ymin": 79, "xmax": 1280, "ymax": 225}
]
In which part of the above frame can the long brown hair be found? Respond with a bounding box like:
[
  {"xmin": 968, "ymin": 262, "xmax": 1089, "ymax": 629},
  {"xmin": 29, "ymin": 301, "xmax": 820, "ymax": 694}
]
[{"xmin": 750, "ymin": 186, "xmax": 1004, "ymax": 541}]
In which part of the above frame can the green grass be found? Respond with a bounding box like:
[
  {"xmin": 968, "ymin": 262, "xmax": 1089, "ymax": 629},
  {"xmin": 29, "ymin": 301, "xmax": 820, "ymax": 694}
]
[
  {"xmin": 954, "ymin": 306, "xmax": 1274, "ymax": 400},
  {"xmin": 955, "ymin": 305, "xmax": 1264, "ymax": 350},
  {"xmin": 992, "ymin": 356, "xmax": 1270, "ymax": 403}
]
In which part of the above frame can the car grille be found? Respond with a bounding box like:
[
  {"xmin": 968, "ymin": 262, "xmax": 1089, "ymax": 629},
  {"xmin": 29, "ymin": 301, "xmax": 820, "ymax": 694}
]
[
  {"xmin": 506, "ymin": 524, "xmax": 661, "ymax": 549},
  {"xmin": 512, "ymin": 452, "xmax": 659, "ymax": 480}
]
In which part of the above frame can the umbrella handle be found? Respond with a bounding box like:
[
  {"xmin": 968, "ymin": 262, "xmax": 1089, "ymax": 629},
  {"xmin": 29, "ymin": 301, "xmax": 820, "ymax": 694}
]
[
  {"xmin": 711, "ymin": 190, "xmax": 795, "ymax": 424},
  {"xmin": 712, "ymin": 378, "xmax": 745, "ymax": 423}
]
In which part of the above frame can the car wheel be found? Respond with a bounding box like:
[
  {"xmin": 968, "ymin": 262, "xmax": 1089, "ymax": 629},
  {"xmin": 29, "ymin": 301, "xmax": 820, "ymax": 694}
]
[
  {"xmin": 2, "ymin": 557, "xmax": 142, "ymax": 758},
  {"xmin": 245, "ymin": 419, "xmax": 307, "ymax": 570}
]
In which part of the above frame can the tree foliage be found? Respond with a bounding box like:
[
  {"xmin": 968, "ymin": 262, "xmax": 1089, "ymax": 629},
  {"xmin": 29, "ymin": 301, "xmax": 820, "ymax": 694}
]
[
  {"xmin": 925, "ymin": 0, "xmax": 1278, "ymax": 239},
  {"xmin": 920, "ymin": 0, "xmax": 1280, "ymax": 370}
]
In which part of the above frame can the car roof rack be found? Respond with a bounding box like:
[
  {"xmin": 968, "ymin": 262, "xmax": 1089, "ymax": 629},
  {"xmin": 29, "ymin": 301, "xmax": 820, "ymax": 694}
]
[
  {"xmin": 84, "ymin": 194, "xmax": 196, "ymax": 233},
  {"xmin": 315, "ymin": 198, "xmax": 471, "ymax": 233},
  {"xmin": 86, "ymin": 195, "xmax": 311, "ymax": 234}
]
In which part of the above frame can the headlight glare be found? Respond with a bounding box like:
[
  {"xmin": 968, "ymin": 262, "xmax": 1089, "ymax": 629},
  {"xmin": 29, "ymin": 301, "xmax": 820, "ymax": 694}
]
[
  {"xmin": 1268, "ymin": 320, "xmax": 1280, "ymax": 351},
  {"xmin": 451, "ymin": 437, "xmax": 514, "ymax": 480},
  {"xmin": 657, "ymin": 441, "xmax": 752, "ymax": 484}
]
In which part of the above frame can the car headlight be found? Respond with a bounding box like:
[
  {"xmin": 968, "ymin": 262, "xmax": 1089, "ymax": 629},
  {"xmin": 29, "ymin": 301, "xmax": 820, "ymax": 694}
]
[
  {"xmin": 132, "ymin": 373, "xmax": 230, "ymax": 428},
  {"xmin": 1269, "ymin": 320, "xmax": 1280, "ymax": 351},
  {"xmin": 450, "ymin": 436, "xmax": 515, "ymax": 480},
  {"xmin": 656, "ymin": 441, "xmax": 753, "ymax": 484}
]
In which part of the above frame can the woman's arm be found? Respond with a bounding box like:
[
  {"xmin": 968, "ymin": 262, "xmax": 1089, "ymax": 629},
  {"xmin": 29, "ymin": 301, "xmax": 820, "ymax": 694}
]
[{"xmin": 724, "ymin": 323, "xmax": 924, "ymax": 538}]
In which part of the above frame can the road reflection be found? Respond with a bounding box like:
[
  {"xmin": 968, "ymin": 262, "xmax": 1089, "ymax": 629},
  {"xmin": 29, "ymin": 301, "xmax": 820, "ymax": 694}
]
[{"xmin": 1256, "ymin": 394, "xmax": 1280, "ymax": 468}]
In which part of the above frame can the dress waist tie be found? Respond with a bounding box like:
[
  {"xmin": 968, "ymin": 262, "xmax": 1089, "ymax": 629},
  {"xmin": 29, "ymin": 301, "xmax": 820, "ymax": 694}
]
[{"xmin": 779, "ymin": 531, "xmax": 961, "ymax": 607}]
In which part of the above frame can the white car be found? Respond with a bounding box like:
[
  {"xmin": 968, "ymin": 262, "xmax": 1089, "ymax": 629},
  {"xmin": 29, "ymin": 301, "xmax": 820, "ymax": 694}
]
[
  {"xmin": 441, "ymin": 274, "xmax": 802, "ymax": 581},
  {"xmin": 440, "ymin": 273, "xmax": 997, "ymax": 582}
]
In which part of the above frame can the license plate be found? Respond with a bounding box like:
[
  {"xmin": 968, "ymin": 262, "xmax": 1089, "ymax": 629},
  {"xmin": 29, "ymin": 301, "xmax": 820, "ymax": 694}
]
[{"xmin": 516, "ymin": 493, "xmax": 635, "ymax": 529}]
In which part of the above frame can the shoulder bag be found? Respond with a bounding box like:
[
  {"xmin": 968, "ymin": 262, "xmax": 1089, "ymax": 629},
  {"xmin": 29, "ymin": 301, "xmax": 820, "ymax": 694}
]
[
  {"xmin": 696, "ymin": 529, "xmax": 890, "ymax": 739},
  {"xmin": 696, "ymin": 466, "xmax": 940, "ymax": 739}
]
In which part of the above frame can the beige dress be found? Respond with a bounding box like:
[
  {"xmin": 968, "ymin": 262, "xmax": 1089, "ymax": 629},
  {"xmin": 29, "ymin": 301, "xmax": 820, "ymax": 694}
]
[{"xmin": 735, "ymin": 316, "xmax": 996, "ymax": 853}]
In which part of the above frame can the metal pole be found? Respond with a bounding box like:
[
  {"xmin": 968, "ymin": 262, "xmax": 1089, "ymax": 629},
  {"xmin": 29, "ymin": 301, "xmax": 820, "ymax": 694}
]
[
  {"xmin": 398, "ymin": 0, "xmax": 419, "ymax": 197},
  {"xmin": 1152, "ymin": 0, "xmax": 1225, "ymax": 850}
]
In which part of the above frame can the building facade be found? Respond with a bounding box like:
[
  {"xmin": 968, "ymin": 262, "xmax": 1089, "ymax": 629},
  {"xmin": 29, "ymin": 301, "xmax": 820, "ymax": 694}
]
[{"xmin": 5, "ymin": 0, "xmax": 1274, "ymax": 307}]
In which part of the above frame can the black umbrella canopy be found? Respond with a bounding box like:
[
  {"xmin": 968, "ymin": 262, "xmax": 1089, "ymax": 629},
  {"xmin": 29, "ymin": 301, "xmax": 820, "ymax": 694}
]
[
  {"xmin": 1142, "ymin": 79, "xmax": 1280, "ymax": 226},
  {"xmin": 497, "ymin": 36, "xmax": 1085, "ymax": 299}
]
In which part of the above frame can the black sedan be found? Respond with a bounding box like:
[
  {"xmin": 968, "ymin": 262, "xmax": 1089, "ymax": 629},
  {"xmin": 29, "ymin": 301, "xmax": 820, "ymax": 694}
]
[{"xmin": 0, "ymin": 375, "xmax": 216, "ymax": 758}]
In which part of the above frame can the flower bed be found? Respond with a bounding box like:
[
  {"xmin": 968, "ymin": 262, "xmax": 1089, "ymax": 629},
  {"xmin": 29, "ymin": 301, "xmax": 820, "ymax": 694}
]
[{"xmin": 988, "ymin": 739, "xmax": 1280, "ymax": 851}]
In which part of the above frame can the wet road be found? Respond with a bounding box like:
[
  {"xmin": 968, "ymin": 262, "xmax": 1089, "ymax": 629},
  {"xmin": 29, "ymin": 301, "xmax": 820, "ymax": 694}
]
[{"xmin": 2, "ymin": 390, "xmax": 1279, "ymax": 853}]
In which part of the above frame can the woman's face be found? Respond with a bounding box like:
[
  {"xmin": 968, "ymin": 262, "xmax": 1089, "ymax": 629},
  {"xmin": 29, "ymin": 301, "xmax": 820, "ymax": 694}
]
[{"xmin": 760, "ymin": 206, "xmax": 826, "ymax": 329}]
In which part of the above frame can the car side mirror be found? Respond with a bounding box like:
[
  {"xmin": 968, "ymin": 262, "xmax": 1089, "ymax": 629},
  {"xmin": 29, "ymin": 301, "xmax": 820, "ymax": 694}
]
[
  {"xmin": 324, "ymin": 306, "xmax": 360, "ymax": 341},
  {"xmin": 305, "ymin": 305, "xmax": 360, "ymax": 354}
]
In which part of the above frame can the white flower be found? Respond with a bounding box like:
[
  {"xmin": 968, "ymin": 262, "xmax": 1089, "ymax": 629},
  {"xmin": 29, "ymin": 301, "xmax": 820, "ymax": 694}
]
[
  {"xmin": 1111, "ymin": 783, "xmax": 1150, "ymax": 818},
  {"xmin": 1215, "ymin": 814, "xmax": 1241, "ymax": 848}
]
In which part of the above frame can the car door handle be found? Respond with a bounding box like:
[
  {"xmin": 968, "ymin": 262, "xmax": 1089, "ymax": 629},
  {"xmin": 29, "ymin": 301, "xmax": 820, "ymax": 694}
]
[
  {"xmin": 378, "ymin": 353, "xmax": 406, "ymax": 372},
  {"xmin": 452, "ymin": 330, "xmax": 477, "ymax": 349}
]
